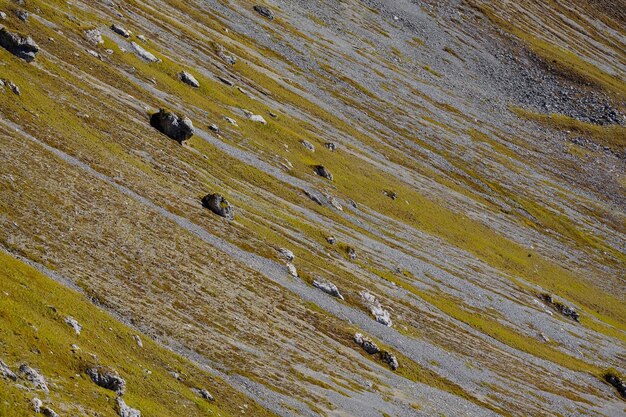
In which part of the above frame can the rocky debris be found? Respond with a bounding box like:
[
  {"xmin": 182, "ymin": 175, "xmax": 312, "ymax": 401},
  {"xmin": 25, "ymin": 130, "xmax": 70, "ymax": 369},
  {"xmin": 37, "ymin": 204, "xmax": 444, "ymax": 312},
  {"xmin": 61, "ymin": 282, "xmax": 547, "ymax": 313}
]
[
  {"xmin": 15, "ymin": 10, "xmax": 28, "ymax": 22},
  {"xmin": 85, "ymin": 29, "xmax": 104, "ymax": 45},
  {"xmin": 0, "ymin": 360, "xmax": 17, "ymax": 381},
  {"xmin": 347, "ymin": 247, "xmax": 357, "ymax": 261},
  {"xmin": 217, "ymin": 76, "xmax": 234, "ymax": 86},
  {"xmin": 383, "ymin": 190, "xmax": 398, "ymax": 200},
  {"xmin": 381, "ymin": 351, "xmax": 399, "ymax": 370},
  {"xmin": 224, "ymin": 116, "xmax": 238, "ymax": 126},
  {"xmin": 86, "ymin": 366, "xmax": 126, "ymax": 395},
  {"xmin": 301, "ymin": 140, "xmax": 315, "ymax": 151},
  {"xmin": 360, "ymin": 291, "xmax": 392, "ymax": 327},
  {"xmin": 19, "ymin": 365, "xmax": 48, "ymax": 392},
  {"xmin": 313, "ymin": 279, "xmax": 344, "ymax": 300},
  {"xmin": 304, "ymin": 190, "xmax": 323, "ymax": 205},
  {"xmin": 117, "ymin": 397, "xmax": 141, "ymax": 417},
  {"xmin": 314, "ymin": 165, "xmax": 333, "ymax": 181},
  {"xmin": 111, "ymin": 24, "xmax": 130, "ymax": 38},
  {"xmin": 42, "ymin": 407, "xmax": 59, "ymax": 417},
  {"xmin": 65, "ymin": 316, "xmax": 82, "ymax": 335},
  {"xmin": 133, "ymin": 335, "xmax": 143, "ymax": 348},
  {"xmin": 539, "ymin": 293, "xmax": 580, "ymax": 322},
  {"xmin": 278, "ymin": 248, "xmax": 295, "ymax": 261},
  {"xmin": 131, "ymin": 41, "xmax": 159, "ymax": 62},
  {"xmin": 242, "ymin": 109, "xmax": 267, "ymax": 124},
  {"xmin": 32, "ymin": 398, "xmax": 42, "ymax": 413},
  {"xmin": 179, "ymin": 71, "xmax": 199, "ymax": 88},
  {"xmin": 253, "ymin": 5, "xmax": 275, "ymax": 20},
  {"xmin": 286, "ymin": 262, "xmax": 298, "ymax": 277},
  {"xmin": 150, "ymin": 109, "xmax": 194, "ymax": 143},
  {"xmin": 326, "ymin": 236, "xmax": 336, "ymax": 244},
  {"xmin": 202, "ymin": 193, "xmax": 234, "ymax": 220},
  {"xmin": 0, "ymin": 27, "xmax": 39, "ymax": 62},
  {"xmin": 324, "ymin": 142, "xmax": 337, "ymax": 151},
  {"xmin": 604, "ymin": 371, "xmax": 626, "ymax": 399},
  {"xmin": 354, "ymin": 332, "xmax": 380, "ymax": 354},
  {"xmin": 193, "ymin": 388, "xmax": 215, "ymax": 401}
]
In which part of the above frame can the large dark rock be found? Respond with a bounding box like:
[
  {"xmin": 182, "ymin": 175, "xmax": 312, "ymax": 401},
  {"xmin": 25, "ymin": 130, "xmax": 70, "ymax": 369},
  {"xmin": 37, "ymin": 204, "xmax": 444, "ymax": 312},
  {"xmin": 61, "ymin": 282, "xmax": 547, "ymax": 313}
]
[
  {"xmin": 314, "ymin": 165, "xmax": 333, "ymax": 181},
  {"xmin": 253, "ymin": 5, "xmax": 274, "ymax": 20},
  {"xmin": 86, "ymin": 366, "xmax": 126, "ymax": 395},
  {"xmin": 202, "ymin": 193, "xmax": 234, "ymax": 220},
  {"xmin": 604, "ymin": 372, "xmax": 626, "ymax": 399},
  {"xmin": 381, "ymin": 351, "xmax": 399, "ymax": 370},
  {"xmin": 354, "ymin": 333, "xmax": 379, "ymax": 354},
  {"xmin": 150, "ymin": 109, "xmax": 194, "ymax": 143},
  {"xmin": 0, "ymin": 27, "xmax": 39, "ymax": 62}
]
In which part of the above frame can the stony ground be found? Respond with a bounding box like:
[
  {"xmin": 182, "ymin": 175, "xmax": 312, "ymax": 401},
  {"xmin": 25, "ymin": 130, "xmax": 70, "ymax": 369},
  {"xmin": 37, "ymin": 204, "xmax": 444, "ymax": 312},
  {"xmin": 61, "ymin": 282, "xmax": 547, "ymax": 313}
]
[{"xmin": 0, "ymin": 0, "xmax": 625, "ymax": 416}]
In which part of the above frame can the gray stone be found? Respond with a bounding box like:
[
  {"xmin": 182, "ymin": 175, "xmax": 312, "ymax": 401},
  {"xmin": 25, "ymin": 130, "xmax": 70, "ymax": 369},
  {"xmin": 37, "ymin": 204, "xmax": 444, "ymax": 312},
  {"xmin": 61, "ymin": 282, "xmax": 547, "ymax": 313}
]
[
  {"xmin": 111, "ymin": 24, "xmax": 130, "ymax": 38},
  {"xmin": 117, "ymin": 397, "xmax": 141, "ymax": 417},
  {"xmin": 19, "ymin": 365, "xmax": 48, "ymax": 392},
  {"xmin": 31, "ymin": 398, "xmax": 42, "ymax": 413},
  {"xmin": 15, "ymin": 10, "xmax": 28, "ymax": 22},
  {"xmin": 150, "ymin": 109, "xmax": 194, "ymax": 143},
  {"xmin": 242, "ymin": 109, "xmax": 267, "ymax": 124},
  {"xmin": 253, "ymin": 5, "xmax": 274, "ymax": 20},
  {"xmin": 360, "ymin": 291, "xmax": 392, "ymax": 327},
  {"xmin": 279, "ymin": 248, "xmax": 295, "ymax": 261},
  {"xmin": 313, "ymin": 279, "xmax": 344, "ymax": 300},
  {"xmin": 202, "ymin": 193, "xmax": 234, "ymax": 220},
  {"xmin": 0, "ymin": 360, "xmax": 17, "ymax": 381},
  {"xmin": 179, "ymin": 71, "xmax": 199, "ymax": 88},
  {"xmin": 194, "ymin": 388, "xmax": 214, "ymax": 401},
  {"xmin": 381, "ymin": 351, "xmax": 399, "ymax": 370},
  {"xmin": 354, "ymin": 332, "xmax": 379, "ymax": 354},
  {"xmin": 86, "ymin": 366, "xmax": 126, "ymax": 395},
  {"xmin": 301, "ymin": 140, "xmax": 315, "ymax": 151},
  {"xmin": 65, "ymin": 316, "xmax": 82, "ymax": 335},
  {"xmin": 85, "ymin": 29, "xmax": 103, "ymax": 44},
  {"xmin": 347, "ymin": 247, "xmax": 357, "ymax": 260},
  {"xmin": 130, "ymin": 41, "xmax": 158, "ymax": 62},
  {"xmin": 286, "ymin": 262, "xmax": 298, "ymax": 277},
  {"xmin": 0, "ymin": 27, "xmax": 39, "ymax": 62}
]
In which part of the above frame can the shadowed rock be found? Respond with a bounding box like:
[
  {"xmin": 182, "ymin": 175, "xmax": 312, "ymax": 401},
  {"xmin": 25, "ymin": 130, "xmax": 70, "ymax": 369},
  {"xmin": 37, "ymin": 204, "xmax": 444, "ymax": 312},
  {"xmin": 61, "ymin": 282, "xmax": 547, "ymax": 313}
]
[
  {"xmin": 202, "ymin": 193, "xmax": 234, "ymax": 220},
  {"xmin": 193, "ymin": 388, "xmax": 215, "ymax": 401},
  {"xmin": 0, "ymin": 27, "xmax": 39, "ymax": 62},
  {"xmin": 279, "ymin": 248, "xmax": 295, "ymax": 261},
  {"xmin": 42, "ymin": 407, "xmax": 59, "ymax": 417},
  {"xmin": 111, "ymin": 24, "xmax": 130, "ymax": 38},
  {"xmin": 381, "ymin": 351, "xmax": 399, "ymax": 370},
  {"xmin": 313, "ymin": 279, "xmax": 344, "ymax": 300},
  {"xmin": 314, "ymin": 165, "xmax": 333, "ymax": 181},
  {"xmin": 253, "ymin": 5, "xmax": 274, "ymax": 20},
  {"xmin": 19, "ymin": 365, "xmax": 48, "ymax": 392},
  {"xmin": 324, "ymin": 142, "xmax": 337, "ymax": 151},
  {"xmin": 179, "ymin": 71, "xmax": 199, "ymax": 88},
  {"xmin": 31, "ymin": 398, "xmax": 42, "ymax": 413},
  {"xmin": 0, "ymin": 360, "xmax": 17, "ymax": 381},
  {"xmin": 301, "ymin": 140, "xmax": 315, "ymax": 151},
  {"xmin": 150, "ymin": 109, "xmax": 194, "ymax": 143},
  {"xmin": 354, "ymin": 332, "xmax": 379, "ymax": 354},
  {"xmin": 86, "ymin": 366, "xmax": 126, "ymax": 395}
]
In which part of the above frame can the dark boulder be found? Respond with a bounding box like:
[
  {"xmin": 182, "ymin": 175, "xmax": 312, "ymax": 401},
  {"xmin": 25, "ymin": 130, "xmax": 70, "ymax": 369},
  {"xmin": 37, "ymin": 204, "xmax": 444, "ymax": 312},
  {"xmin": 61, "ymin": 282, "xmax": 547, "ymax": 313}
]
[
  {"xmin": 354, "ymin": 333, "xmax": 379, "ymax": 354},
  {"xmin": 381, "ymin": 351, "xmax": 399, "ymax": 370},
  {"xmin": 604, "ymin": 372, "xmax": 626, "ymax": 399},
  {"xmin": 150, "ymin": 109, "xmax": 194, "ymax": 143},
  {"xmin": 202, "ymin": 193, "xmax": 234, "ymax": 220},
  {"xmin": 111, "ymin": 24, "xmax": 130, "ymax": 38},
  {"xmin": 253, "ymin": 5, "xmax": 274, "ymax": 20},
  {"xmin": 86, "ymin": 366, "xmax": 126, "ymax": 395},
  {"xmin": 314, "ymin": 165, "xmax": 333, "ymax": 181},
  {"xmin": 324, "ymin": 142, "xmax": 337, "ymax": 151},
  {"xmin": 0, "ymin": 27, "xmax": 39, "ymax": 62}
]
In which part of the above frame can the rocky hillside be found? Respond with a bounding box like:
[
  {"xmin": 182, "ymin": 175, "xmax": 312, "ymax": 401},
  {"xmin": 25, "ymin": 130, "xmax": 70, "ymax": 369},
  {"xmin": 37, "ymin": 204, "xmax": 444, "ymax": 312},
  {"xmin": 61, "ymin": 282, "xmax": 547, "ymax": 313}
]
[{"xmin": 0, "ymin": 0, "xmax": 625, "ymax": 416}]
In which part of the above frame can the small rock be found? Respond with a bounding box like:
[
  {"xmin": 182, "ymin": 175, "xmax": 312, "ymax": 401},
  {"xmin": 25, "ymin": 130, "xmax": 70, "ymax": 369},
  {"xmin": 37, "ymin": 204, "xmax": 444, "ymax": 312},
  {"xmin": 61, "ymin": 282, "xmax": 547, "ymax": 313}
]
[
  {"xmin": 217, "ymin": 76, "xmax": 234, "ymax": 86},
  {"xmin": 0, "ymin": 27, "xmax": 39, "ymax": 62},
  {"xmin": 253, "ymin": 5, "xmax": 275, "ymax": 20},
  {"xmin": 7, "ymin": 80, "xmax": 20, "ymax": 95},
  {"xmin": 19, "ymin": 365, "xmax": 48, "ymax": 392},
  {"xmin": 133, "ymin": 335, "xmax": 143, "ymax": 348},
  {"xmin": 269, "ymin": 111, "xmax": 278, "ymax": 118},
  {"xmin": 31, "ymin": 398, "xmax": 42, "ymax": 413},
  {"xmin": 216, "ymin": 46, "xmax": 237, "ymax": 65},
  {"xmin": 347, "ymin": 247, "xmax": 357, "ymax": 260},
  {"xmin": 84, "ymin": 29, "xmax": 103, "ymax": 45},
  {"xmin": 354, "ymin": 332, "xmax": 379, "ymax": 354},
  {"xmin": 202, "ymin": 193, "xmax": 234, "ymax": 220},
  {"xmin": 208, "ymin": 123, "xmax": 220, "ymax": 133},
  {"xmin": 150, "ymin": 109, "xmax": 194, "ymax": 143},
  {"xmin": 326, "ymin": 236, "xmax": 336, "ymax": 245},
  {"xmin": 42, "ymin": 407, "xmax": 59, "ymax": 417},
  {"xmin": 304, "ymin": 190, "xmax": 323, "ymax": 205},
  {"xmin": 539, "ymin": 293, "xmax": 580, "ymax": 322},
  {"xmin": 278, "ymin": 248, "xmax": 294, "ymax": 261},
  {"xmin": 0, "ymin": 12, "xmax": 6, "ymax": 20},
  {"xmin": 131, "ymin": 41, "xmax": 159, "ymax": 62},
  {"xmin": 117, "ymin": 397, "xmax": 141, "ymax": 417},
  {"xmin": 86, "ymin": 366, "xmax": 126, "ymax": 395},
  {"xmin": 328, "ymin": 197, "xmax": 343, "ymax": 211},
  {"xmin": 0, "ymin": 360, "xmax": 17, "ymax": 381},
  {"xmin": 314, "ymin": 165, "xmax": 333, "ymax": 181},
  {"xmin": 324, "ymin": 142, "xmax": 337, "ymax": 151},
  {"xmin": 15, "ymin": 10, "xmax": 28, "ymax": 22},
  {"xmin": 179, "ymin": 71, "xmax": 200, "ymax": 88},
  {"xmin": 194, "ymin": 388, "xmax": 214, "ymax": 401},
  {"xmin": 65, "ymin": 316, "xmax": 82, "ymax": 335},
  {"xmin": 301, "ymin": 140, "xmax": 315, "ymax": 151},
  {"xmin": 242, "ymin": 109, "xmax": 266, "ymax": 124},
  {"xmin": 286, "ymin": 262, "xmax": 298, "ymax": 277},
  {"xmin": 137, "ymin": 34, "xmax": 146, "ymax": 42},
  {"xmin": 224, "ymin": 116, "xmax": 238, "ymax": 126},
  {"xmin": 111, "ymin": 24, "xmax": 130, "ymax": 38},
  {"xmin": 313, "ymin": 279, "xmax": 344, "ymax": 300},
  {"xmin": 383, "ymin": 190, "xmax": 398, "ymax": 200},
  {"xmin": 381, "ymin": 351, "xmax": 399, "ymax": 370}
]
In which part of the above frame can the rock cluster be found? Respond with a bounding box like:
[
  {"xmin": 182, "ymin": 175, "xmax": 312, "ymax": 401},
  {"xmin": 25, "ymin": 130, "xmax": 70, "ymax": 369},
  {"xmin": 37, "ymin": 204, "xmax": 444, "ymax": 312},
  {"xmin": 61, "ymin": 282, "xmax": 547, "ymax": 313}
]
[
  {"xmin": 150, "ymin": 109, "xmax": 195, "ymax": 143},
  {"xmin": 539, "ymin": 293, "xmax": 580, "ymax": 322},
  {"xmin": 117, "ymin": 397, "xmax": 141, "ymax": 417},
  {"xmin": 313, "ymin": 279, "xmax": 344, "ymax": 300},
  {"xmin": 0, "ymin": 27, "xmax": 39, "ymax": 62},
  {"xmin": 202, "ymin": 193, "xmax": 235, "ymax": 220},
  {"xmin": 354, "ymin": 333, "xmax": 399, "ymax": 370}
]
